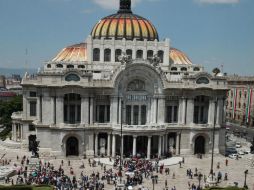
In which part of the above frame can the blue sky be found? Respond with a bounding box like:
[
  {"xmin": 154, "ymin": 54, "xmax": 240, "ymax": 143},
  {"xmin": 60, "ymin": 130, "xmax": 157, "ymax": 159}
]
[{"xmin": 0, "ymin": 0, "xmax": 253, "ymax": 75}]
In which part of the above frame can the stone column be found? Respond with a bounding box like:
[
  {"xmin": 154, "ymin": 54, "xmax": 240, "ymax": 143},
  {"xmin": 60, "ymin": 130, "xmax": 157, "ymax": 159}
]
[
  {"xmin": 20, "ymin": 124, "xmax": 23, "ymax": 140},
  {"xmin": 13, "ymin": 124, "xmax": 16, "ymax": 141},
  {"xmin": 157, "ymin": 97, "xmax": 165, "ymax": 124},
  {"xmin": 158, "ymin": 97, "xmax": 165, "ymax": 124},
  {"xmin": 151, "ymin": 98, "xmax": 157, "ymax": 123},
  {"xmin": 107, "ymin": 134, "xmax": 111, "ymax": 156},
  {"xmin": 81, "ymin": 96, "xmax": 89, "ymax": 124},
  {"xmin": 208, "ymin": 98, "xmax": 215, "ymax": 125},
  {"xmin": 56, "ymin": 96, "xmax": 64, "ymax": 124},
  {"xmin": 110, "ymin": 96, "xmax": 118, "ymax": 124},
  {"xmin": 95, "ymin": 133, "xmax": 98, "ymax": 156},
  {"xmin": 112, "ymin": 134, "xmax": 116, "ymax": 157},
  {"xmin": 138, "ymin": 105, "xmax": 142, "ymax": 125},
  {"xmin": 216, "ymin": 98, "xmax": 223, "ymax": 125},
  {"xmin": 165, "ymin": 134, "xmax": 168, "ymax": 153},
  {"xmin": 147, "ymin": 97, "xmax": 151, "ymax": 123},
  {"xmin": 118, "ymin": 98, "xmax": 122, "ymax": 124},
  {"xmin": 90, "ymin": 97, "xmax": 94, "ymax": 124},
  {"xmin": 176, "ymin": 133, "xmax": 179, "ymax": 155},
  {"xmin": 132, "ymin": 136, "xmax": 137, "ymax": 156},
  {"xmin": 131, "ymin": 106, "xmax": 134, "ymax": 125},
  {"xmin": 158, "ymin": 136, "xmax": 162, "ymax": 158},
  {"xmin": 162, "ymin": 135, "xmax": 165, "ymax": 155},
  {"xmin": 147, "ymin": 136, "xmax": 152, "ymax": 159},
  {"xmin": 186, "ymin": 98, "xmax": 194, "ymax": 125}
]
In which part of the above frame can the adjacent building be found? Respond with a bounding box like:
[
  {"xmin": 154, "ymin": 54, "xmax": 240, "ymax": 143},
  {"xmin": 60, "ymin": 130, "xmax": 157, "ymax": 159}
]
[
  {"xmin": 11, "ymin": 0, "xmax": 228, "ymax": 158},
  {"xmin": 226, "ymin": 75, "xmax": 254, "ymax": 128}
]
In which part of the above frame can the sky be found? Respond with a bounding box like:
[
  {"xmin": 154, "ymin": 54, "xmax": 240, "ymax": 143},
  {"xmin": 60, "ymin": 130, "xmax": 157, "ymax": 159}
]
[{"xmin": 0, "ymin": 0, "xmax": 253, "ymax": 75}]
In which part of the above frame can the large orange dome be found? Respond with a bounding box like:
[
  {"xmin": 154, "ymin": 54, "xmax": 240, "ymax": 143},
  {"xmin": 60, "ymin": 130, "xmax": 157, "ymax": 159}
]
[{"xmin": 91, "ymin": 0, "xmax": 159, "ymax": 41}]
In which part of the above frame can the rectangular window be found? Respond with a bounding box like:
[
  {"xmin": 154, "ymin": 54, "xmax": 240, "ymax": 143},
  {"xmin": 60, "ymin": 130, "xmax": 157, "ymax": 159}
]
[
  {"xmin": 107, "ymin": 105, "xmax": 110, "ymax": 122},
  {"xmin": 30, "ymin": 91, "xmax": 37, "ymax": 97},
  {"xmin": 29, "ymin": 125, "xmax": 35, "ymax": 131},
  {"xmin": 64, "ymin": 105, "xmax": 68, "ymax": 122},
  {"xmin": 126, "ymin": 105, "xmax": 132, "ymax": 125},
  {"xmin": 133, "ymin": 105, "xmax": 139, "ymax": 125},
  {"xmin": 194, "ymin": 106, "xmax": 199, "ymax": 123},
  {"xmin": 173, "ymin": 106, "xmax": 178, "ymax": 123},
  {"xmin": 77, "ymin": 105, "xmax": 81, "ymax": 122},
  {"xmin": 166, "ymin": 106, "xmax": 172, "ymax": 123},
  {"xmin": 141, "ymin": 105, "xmax": 146, "ymax": 125},
  {"xmin": 69, "ymin": 105, "xmax": 75, "ymax": 124},
  {"xmin": 30, "ymin": 101, "xmax": 37, "ymax": 116},
  {"xmin": 99, "ymin": 105, "xmax": 105, "ymax": 123}
]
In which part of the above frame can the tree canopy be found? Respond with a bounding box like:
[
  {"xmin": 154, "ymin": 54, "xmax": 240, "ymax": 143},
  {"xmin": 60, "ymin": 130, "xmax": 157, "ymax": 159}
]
[{"xmin": 0, "ymin": 95, "xmax": 22, "ymax": 140}]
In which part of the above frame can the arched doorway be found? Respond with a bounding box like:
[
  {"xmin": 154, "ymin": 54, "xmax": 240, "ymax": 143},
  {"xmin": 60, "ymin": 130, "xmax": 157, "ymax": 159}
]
[
  {"xmin": 194, "ymin": 136, "xmax": 205, "ymax": 154},
  {"xmin": 66, "ymin": 137, "xmax": 79, "ymax": 156}
]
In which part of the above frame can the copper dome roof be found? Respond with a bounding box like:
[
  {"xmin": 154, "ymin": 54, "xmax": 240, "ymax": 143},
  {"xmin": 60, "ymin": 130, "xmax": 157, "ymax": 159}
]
[
  {"xmin": 169, "ymin": 48, "xmax": 192, "ymax": 65},
  {"xmin": 52, "ymin": 43, "xmax": 87, "ymax": 63},
  {"xmin": 91, "ymin": 0, "xmax": 159, "ymax": 41}
]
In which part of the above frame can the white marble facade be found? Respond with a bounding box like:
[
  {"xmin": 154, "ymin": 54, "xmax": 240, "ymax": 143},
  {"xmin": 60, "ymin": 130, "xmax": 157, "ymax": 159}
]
[{"xmin": 11, "ymin": 0, "xmax": 228, "ymax": 158}]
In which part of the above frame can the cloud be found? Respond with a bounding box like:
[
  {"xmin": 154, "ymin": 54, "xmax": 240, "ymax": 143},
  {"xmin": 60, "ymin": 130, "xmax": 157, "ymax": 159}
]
[{"xmin": 195, "ymin": 0, "xmax": 240, "ymax": 4}]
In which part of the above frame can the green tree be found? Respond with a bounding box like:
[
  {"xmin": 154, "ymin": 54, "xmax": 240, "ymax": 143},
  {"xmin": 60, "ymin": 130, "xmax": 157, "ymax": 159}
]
[
  {"xmin": 0, "ymin": 95, "xmax": 22, "ymax": 140},
  {"xmin": 212, "ymin": 67, "xmax": 221, "ymax": 76}
]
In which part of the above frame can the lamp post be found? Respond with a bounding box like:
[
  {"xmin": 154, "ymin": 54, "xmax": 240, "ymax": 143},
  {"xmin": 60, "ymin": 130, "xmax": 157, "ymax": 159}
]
[
  {"xmin": 119, "ymin": 99, "xmax": 123, "ymax": 183},
  {"xmin": 244, "ymin": 169, "xmax": 248, "ymax": 189},
  {"xmin": 210, "ymin": 98, "xmax": 218, "ymax": 181}
]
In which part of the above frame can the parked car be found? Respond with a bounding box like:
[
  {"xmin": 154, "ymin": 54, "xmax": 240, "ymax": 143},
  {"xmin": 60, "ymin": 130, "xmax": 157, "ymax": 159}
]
[
  {"xmin": 238, "ymin": 150, "xmax": 245, "ymax": 155},
  {"xmin": 236, "ymin": 142, "xmax": 242, "ymax": 148},
  {"xmin": 229, "ymin": 154, "xmax": 241, "ymax": 159},
  {"xmin": 244, "ymin": 149, "xmax": 251, "ymax": 154},
  {"xmin": 225, "ymin": 147, "xmax": 238, "ymax": 156}
]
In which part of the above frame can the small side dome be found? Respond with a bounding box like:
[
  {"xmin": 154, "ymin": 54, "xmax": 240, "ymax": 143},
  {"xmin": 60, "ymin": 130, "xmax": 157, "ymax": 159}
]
[
  {"xmin": 169, "ymin": 48, "xmax": 192, "ymax": 65},
  {"xmin": 52, "ymin": 43, "xmax": 87, "ymax": 63}
]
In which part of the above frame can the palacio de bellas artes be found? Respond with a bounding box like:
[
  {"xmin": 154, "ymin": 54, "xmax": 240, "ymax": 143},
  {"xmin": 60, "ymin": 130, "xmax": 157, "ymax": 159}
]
[{"xmin": 11, "ymin": 0, "xmax": 228, "ymax": 159}]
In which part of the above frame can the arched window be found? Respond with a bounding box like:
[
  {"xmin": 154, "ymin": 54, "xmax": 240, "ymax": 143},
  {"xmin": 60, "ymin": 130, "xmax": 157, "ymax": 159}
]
[
  {"xmin": 93, "ymin": 48, "xmax": 100, "ymax": 61},
  {"xmin": 126, "ymin": 49, "xmax": 132, "ymax": 59},
  {"xmin": 56, "ymin": 64, "xmax": 63, "ymax": 68},
  {"xmin": 64, "ymin": 93, "xmax": 81, "ymax": 124},
  {"xmin": 158, "ymin": 50, "xmax": 164, "ymax": 63},
  {"xmin": 147, "ymin": 50, "xmax": 153, "ymax": 59},
  {"xmin": 47, "ymin": 64, "xmax": 51, "ymax": 68},
  {"xmin": 194, "ymin": 67, "xmax": 200, "ymax": 71},
  {"xmin": 136, "ymin": 50, "xmax": 143, "ymax": 59},
  {"xmin": 181, "ymin": 67, "xmax": 187, "ymax": 71},
  {"xmin": 67, "ymin": 65, "xmax": 74, "ymax": 69},
  {"xmin": 171, "ymin": 67, "xmax": 177, "ymax": 71},
  {"xmin": 115, "ymin": 49, "xmax": 122, "ymax": 62},
  {"xmin": 239, "ymin": 102, "xmax": 241, "ymax": 108},
  {"xmin": 78, "ymin": 65, "xmax": 85, "ymax": 69},
  {"xmin": 104, "ymin": 48, "xmax": 111, "ymax": 62}
]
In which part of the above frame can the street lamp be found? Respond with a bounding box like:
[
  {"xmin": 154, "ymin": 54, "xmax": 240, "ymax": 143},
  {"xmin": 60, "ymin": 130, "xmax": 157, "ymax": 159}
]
[
  {"xmin": 210, "ymin": 98, "xmax": 218, "ymax": 181},
  {"xmin": 244, "ymin": 169, "xmax": 248, "ymax": 189},
  {"xmin": 119, "ymin": 99, "xmax": 124, "ymax": 183}
]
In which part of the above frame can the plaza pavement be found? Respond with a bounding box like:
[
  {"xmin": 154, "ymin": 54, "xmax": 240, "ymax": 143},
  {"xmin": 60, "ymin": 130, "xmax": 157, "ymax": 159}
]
[{"xmin": 0, "ymin": 143, "xmax": 254, "ymax": 190}]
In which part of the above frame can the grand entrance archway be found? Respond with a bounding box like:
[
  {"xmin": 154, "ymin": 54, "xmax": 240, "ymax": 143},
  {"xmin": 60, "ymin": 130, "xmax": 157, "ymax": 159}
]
[
  {"xmin": 66, "ymin": 137, "xmax": 79, "ymax": 156},
  {"xmin": 194, "ymin": 136, "xmax": 205, "ymax": 154}
]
